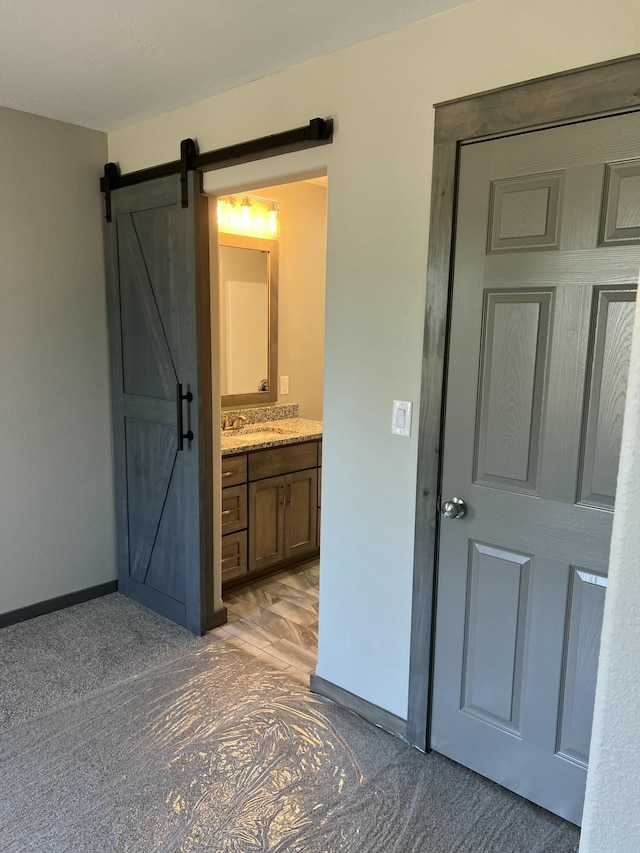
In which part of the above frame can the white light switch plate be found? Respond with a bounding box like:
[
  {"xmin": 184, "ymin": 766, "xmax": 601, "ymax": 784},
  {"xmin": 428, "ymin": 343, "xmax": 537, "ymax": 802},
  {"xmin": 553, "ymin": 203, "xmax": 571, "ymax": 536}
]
[
  {"xmin": 392, "ymin": 400, "xmax": 412, "ymax": 437},
  {"xmin": 279, "ymin": 375, "xmax": 289, "ymax": 395}
]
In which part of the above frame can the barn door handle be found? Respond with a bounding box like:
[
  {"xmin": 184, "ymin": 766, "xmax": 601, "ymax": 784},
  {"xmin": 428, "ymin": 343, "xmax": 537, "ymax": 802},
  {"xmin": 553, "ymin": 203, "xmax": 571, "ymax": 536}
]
[{"xmin": 177, "ymin": 383, "xmax": 194, "ymax": 451}]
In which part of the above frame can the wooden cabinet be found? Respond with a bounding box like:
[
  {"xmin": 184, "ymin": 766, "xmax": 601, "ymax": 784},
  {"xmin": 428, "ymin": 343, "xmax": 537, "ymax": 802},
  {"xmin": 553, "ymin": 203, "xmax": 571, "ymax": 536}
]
[
  {"xmin": 222, "ymin": 453, "xmax": 247, "ymax": 487},
  {"xmin": 285, "ymin": 468, "xmax": 318, "ymax": 559},
  {"xmin": 248, "ymin": 441, "xmax": 317, "ymax": 480},
  {"xmin": 248, "ymin": 475, "xmax": 285, "ymax": 569},
  {"xmin": 221, "ymin": 483, "xmax": 247, "ymax": 535},
  {"xmin": 248, "ymin": 468, "xmax": 318, "ymax": 572},
  {"xmin": 221, "ymin": 530, "xmax": 247, "ymax": 581},
  {"xmin": 317, "ymin": 439, "xmax": 322, "ymax": 548},
  {"xmin": 221, "ymin": 455, "xmax": 248, "ymax": 583},
  {"xmin": 222, "ymin": 440, "xmax": 320, "ymax": 588}
]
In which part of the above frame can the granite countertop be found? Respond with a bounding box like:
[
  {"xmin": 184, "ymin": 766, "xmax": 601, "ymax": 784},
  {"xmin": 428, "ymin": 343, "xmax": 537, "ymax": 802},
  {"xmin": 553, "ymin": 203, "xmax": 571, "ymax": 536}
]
[{"xmin": 221, "ymin": 417, "xmax": 322, "ymax": 456}]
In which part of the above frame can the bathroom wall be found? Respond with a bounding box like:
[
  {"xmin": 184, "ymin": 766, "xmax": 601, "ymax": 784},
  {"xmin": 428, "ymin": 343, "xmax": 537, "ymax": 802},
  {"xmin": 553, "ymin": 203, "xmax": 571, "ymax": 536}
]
[
  {"xmin": 257, "ymin": 180, "xmax": 327, "ymax": 422},
  {"xmin": 217, "ymin": 179, "xmax": 327, "ymax": 421}
]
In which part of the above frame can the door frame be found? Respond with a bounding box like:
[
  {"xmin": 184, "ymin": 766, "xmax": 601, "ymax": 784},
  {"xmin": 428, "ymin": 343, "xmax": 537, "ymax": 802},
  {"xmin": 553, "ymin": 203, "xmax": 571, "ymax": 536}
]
[
  {"xmin": 207, "ymin": 172, "xmax": 328, "ymax": 614},
  {"xmin": 407, "ymin": 52, "xmax": 640, "ymax": 749}
]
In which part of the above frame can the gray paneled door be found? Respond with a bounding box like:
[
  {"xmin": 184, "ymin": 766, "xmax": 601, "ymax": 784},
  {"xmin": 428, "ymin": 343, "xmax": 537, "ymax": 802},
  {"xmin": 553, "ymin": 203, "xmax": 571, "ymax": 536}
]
[
  {"xmin": 104, "ymin": 174, "xmax": 209, "ymax": 635},
  {"xmin": 431, "ymin": 113, "xmax": 640, "ymax": 824}
]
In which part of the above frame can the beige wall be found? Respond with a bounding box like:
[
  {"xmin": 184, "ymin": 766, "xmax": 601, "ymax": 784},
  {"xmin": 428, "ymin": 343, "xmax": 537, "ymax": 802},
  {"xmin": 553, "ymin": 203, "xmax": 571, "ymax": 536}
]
[
  {"xmin": 0, "ymin": 107, "xmax": 115, "ymax": 613},
  {"xmin": 581, "ymin": 282, "xmax": 640, "ymax": 852},
  {"xmin": 108, "ymin": 0, "xmax": 640, "ymax": 840},
  {"xmin": 216, "ymin": 181, "xmax": 327, "ymax": 420},
  {"xmin": 254, "ymin": 180, "xmax": 327, "ymax": 421},
  {"xmin": 216, "ymin": 181, "xmax": 327, "ymax": 419}
]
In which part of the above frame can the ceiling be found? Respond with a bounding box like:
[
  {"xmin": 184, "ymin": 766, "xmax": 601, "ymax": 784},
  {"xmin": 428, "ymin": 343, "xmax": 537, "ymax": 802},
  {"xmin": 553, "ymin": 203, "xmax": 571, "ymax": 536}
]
[{"xmin": 0, "ymin": 0, "xmax": 472, "ymax": 132}]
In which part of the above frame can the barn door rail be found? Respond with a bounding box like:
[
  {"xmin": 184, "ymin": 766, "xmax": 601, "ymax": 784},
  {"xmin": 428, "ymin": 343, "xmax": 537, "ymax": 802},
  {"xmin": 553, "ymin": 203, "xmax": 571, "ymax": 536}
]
[{"xmin": 100, "ymin": 117, "xmax": 333, "ymax": 221}]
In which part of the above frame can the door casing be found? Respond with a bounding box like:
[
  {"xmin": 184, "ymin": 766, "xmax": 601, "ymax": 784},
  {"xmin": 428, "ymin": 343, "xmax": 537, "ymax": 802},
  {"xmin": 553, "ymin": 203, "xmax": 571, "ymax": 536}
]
[{"xmin": 407, "ymin": 52, "xmax": 640, "ymax": 749}]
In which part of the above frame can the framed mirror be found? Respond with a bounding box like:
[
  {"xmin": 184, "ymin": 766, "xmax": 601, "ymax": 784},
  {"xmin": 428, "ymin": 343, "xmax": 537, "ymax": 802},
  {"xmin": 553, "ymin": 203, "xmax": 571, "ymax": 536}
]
[{"xmin": 218, "ymin": 233, "xmax": 278, "ymax": 407}]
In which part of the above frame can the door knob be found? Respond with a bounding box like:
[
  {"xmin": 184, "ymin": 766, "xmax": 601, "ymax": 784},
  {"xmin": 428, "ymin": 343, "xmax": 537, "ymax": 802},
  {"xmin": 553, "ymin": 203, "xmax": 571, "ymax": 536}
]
[{"xmin": 441, "ymin": 497, "xmax": 467, "ymax": 519}]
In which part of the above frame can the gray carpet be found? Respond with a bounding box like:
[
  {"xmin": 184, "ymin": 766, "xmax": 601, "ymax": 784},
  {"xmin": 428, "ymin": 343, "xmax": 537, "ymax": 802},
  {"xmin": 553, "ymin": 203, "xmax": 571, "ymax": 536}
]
[
  {"xmin": 0, "ymin": 595, "xmax": 581, "ymax": 852},
  {"xmin": 0, "ymin": 593, "xmax": 213, "ymax": 729}
]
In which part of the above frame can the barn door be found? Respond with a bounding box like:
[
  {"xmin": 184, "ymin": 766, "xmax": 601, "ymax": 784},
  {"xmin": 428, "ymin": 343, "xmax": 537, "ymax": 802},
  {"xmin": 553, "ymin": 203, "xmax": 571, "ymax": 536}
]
[
  {"xmin": 104, "ymin": 173, "xmax": 211, "ymax": 634},
  {"xmin": 431, "ymin": 112, "xmax": 640, "ymax": 824}
]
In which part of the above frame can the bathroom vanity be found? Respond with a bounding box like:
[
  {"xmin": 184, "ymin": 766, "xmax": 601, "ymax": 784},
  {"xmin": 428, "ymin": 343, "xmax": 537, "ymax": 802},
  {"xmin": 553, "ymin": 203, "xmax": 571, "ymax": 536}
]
[{"xmin": 220, "ymin": 413, "xmax": 322, "ymax": 588}]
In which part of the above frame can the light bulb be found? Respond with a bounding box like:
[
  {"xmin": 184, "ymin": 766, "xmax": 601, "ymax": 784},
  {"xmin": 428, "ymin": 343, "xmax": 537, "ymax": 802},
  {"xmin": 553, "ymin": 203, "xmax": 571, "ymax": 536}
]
[
  {"xmin": 268, "ymin": 205, "xmax": 278, "ymax": 236},
  {"xmin": 241, "ymin": 198, "xmax": 251, "ymax": 232}
]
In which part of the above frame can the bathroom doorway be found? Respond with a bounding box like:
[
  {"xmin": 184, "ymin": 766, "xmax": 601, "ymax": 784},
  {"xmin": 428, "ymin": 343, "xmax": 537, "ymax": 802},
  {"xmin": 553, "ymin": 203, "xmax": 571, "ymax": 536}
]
[{"xmin": 210, "ymin": 175, "xmax": 328, "ymax": 683}]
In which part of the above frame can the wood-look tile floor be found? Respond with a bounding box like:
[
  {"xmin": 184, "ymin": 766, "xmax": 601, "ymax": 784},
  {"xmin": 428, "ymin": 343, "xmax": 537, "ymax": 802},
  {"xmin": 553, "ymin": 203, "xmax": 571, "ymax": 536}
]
[{"xmin": 212, "ymin": 558, "xmax": 319, "ymax": 684}]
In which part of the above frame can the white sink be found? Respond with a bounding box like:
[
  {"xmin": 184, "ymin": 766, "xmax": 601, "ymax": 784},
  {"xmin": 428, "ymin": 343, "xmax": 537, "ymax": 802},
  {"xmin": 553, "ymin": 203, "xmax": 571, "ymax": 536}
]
[{"xmin": 242, "ymin": 428, "xmax": 287, "ymax": 440}]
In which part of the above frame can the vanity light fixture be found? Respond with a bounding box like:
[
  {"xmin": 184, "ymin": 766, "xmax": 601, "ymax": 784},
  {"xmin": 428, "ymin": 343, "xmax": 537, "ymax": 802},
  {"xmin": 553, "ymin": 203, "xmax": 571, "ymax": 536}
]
[
  {"xmin": 268, "ymin": 203, "xmax": 279, "ymax": 237},
  {"xmin": 241, "ymin": 197, "xmax": 252, "ymax": 231},
  {"xmin": 217, "ymin": 194, "xmax": 279, "ymax": 238},
  {"xmin": 216, "ymin": 196, "xmax": 233, "ymax": 230}
]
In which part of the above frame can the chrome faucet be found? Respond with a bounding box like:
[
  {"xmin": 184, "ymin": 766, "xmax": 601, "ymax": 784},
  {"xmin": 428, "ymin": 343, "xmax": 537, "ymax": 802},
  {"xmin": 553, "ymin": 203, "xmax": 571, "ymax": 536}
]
[{"xmin": 222, "ymin": 415, "xmax": 247, "ymax": 431}]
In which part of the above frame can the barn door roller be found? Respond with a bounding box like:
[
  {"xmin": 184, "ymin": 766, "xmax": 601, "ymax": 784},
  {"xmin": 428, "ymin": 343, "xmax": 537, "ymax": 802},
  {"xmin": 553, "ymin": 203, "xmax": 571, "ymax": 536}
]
[{"xmin": 101, "ymin": 117, "xmax": 334, "ymax": 222}]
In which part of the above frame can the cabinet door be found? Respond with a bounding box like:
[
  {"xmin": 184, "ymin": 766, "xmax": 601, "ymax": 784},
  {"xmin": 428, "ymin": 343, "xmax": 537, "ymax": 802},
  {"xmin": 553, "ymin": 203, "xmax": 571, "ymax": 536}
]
[
  {"xmin": 285, "ymin": 468, "xmax": 318, "ymax": 560},
  {"xmin": 249, "ymin": 475, "xmax": 286, "ymax": 571}
]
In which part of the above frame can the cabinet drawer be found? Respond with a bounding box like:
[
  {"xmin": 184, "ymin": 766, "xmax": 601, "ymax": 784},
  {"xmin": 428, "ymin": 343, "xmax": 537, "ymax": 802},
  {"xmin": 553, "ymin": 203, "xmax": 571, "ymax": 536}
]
[
  {"xmin": 221, "ymin": 530, "xmax": 247, "ymax": 582},
  {"xmin": 249, "ymin": 441, "xmax": 318, "ymax": 481},
  {"xmin": 222, "ymin": 484, "xmax": 247, "ymax": 534},
  {"xmin": 222, "ymin": 454, "xmax": 247, "ymax": 487}
]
